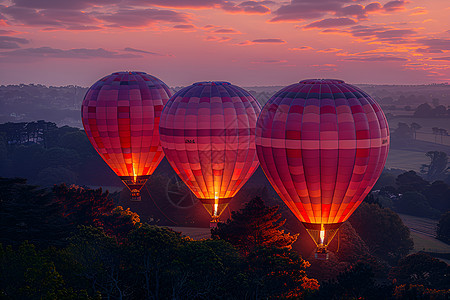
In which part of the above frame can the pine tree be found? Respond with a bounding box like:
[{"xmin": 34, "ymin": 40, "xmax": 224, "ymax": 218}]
[
  {"xmin": 53, "ymin": 184, "xmax": 114, "ymax": 227},
  {"xmin": 212, "ymin": 196, "xmax": 298, "ymax": 255},
  {"xmin": 0, "ymin": 177, "xmax": 72, "ymax": 247}
]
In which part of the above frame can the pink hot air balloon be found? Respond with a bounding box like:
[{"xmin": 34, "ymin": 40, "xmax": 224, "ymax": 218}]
[
  {"xmin": 255, "ymin": 79, "xmax": 389, "ymax": 259},
  {"xmin": 81, "ymin": 71, "xmax": 172, "ymax": 200},
  {"xmin": 159, "ymin": 81, "xmax": 262, "ymax": 226}
]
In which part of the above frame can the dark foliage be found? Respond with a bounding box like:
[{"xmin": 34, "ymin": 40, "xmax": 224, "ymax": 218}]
[
  {"xmin": 436, "ymin": 211, "xmax": 450, "ymax": 244},
  {"xmin": 396, "ymin": 170, "xmax": 430, "ymax": 194},
  {"xmin": 0, "ymin": 242, "xmax": 93, "ymax": 299},
  {"xmin": 0, "ymin": 121, "xmax": 121, "ymax": 187},
  {"xmin": 421, "ymin": 151, "xmax": 449, "ymax": 182},
  {"xmin": 0, "ymin": 177, "xmax": 72, "ymax": 247},
  {"xmin": 396, "ymin": 191, "xmax": 441, "ymax": 219},
  {"xmin": 389, "ymin": 252, "xmax": 450, "ymax": 290},
  {"xmin": 349, "ymin": 202, "xmax": 414, "ymax": 264},
  {"xmin": 424, "ymin": 181, "xmax": 450, "ymax": 213},
  {"xmin": 53, "ymin": 184, "xmax": 114, "ymax": 227},
  {"xmin": 393, "ymin": 284, "xmax": 450, "ymax": 299},
  {"xmin": 212, "ymin": 196, "xmax": 298, "ymax": 255},
  {"xmin": 315, "ymin": 262, "xmax": 392, "ymax": 300}
]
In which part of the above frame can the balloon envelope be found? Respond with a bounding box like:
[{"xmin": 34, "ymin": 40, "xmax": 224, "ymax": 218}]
[
  {"xmin": 81, "ymin": 71, "xmax": 172, "ymax": 199},
  {"xmin": 159, "ymin": 81, "xmax": 261, "ymax": 220},
  {"xmin": 256, "ymin": 79, "xmax": 389, "ymax": 246}
]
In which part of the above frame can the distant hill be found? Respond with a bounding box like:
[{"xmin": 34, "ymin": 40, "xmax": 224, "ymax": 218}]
[{"xmin": 1, "ymin": 83, "xmax": 449, "ymax": 128}]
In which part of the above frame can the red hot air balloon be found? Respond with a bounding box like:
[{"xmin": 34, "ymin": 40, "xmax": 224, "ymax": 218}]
[
  {"xmin": 255, "ymin": 79, "xmax": 389, "ymax": 259},
  {"xmin": 81, "ymin": 71, "xmax": 172, "ymax": 200},
  {"xmin": 159, "ymin": 81, "xmax": 262, "ymax": 227}
]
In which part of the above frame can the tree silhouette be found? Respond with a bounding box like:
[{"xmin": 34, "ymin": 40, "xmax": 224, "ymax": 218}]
[
  {"xmin": 0, "ymin": 177, "xmax": 72, "ymax": 247},
  {"xmin": 212, "ymin": 196, "xmax": 298, "ymax": 255},
  {"xmin": 410, "ymin": 122, "xmax": 422, "ymax": 140},
  {"xmin": 349, "ymin": 202, "xmax": 413, "ymax": 264},
  {"xmin": 420, "ymin": 151, "xmax": 449, "ymax": 182},
  {"xmin": 53, "ymin": 184, "xmax": 114, "ymax": 228},
  {"xmin": 436, "ymin": 212, "xmax": 450, "ymax": 244},
  {"xmin": 389, "ymin": 252, "xmax": 450, "ymax": 289}
]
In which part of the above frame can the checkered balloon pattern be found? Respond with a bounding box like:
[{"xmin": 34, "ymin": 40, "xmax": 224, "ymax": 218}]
[
  {"xmin": 81, "ymin": 71, "xmax": 172, "ymax": 180},
  {"xmin": 256, "ymin": 79, "xmax": 389, "ymax": 225},
  {"xmin": 159, "ymin": 81, "xmax": 262, "ymax": 201}
]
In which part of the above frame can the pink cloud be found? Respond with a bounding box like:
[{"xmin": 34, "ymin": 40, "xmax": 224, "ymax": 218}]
[
  {"xmin": 213, "ymin": 28, "xmax": 241, "ymax": 34},
  {"xmin": 383, "ymin": 0, "xmax": 409, "ymax": 12},
  {"xmin": 350, "ymin": 25, "xmax": 417, "ymax": 43},
  {"xmin": 0, "ymin": 29, "xmax": 19, "ymax": 35},
  {"xmin": 270, "ymin": 0, "xmax": 409, "ymax": 23},
  {"xmin": 0, "ymin": 35, "xmax": 29, "ymax": 49},
  {"xmin": 364, "ymin": 2, "xmax": 383, "ymax": 12},
  {"xmin": 431, "ymin": 57, "xmax": 450, "ymax": 61},
  {"xmin": 98, "ymin": 8, "xmax": 189, "ymax": 28},
  {"xmin": 0, "ymin": 47, "xmax": 141, "ymax": 61},
  {"xmin": 251, "ymin": 38, "xmax": 286, "ymax": 43},
  {"xmin": 343, "ymin": 55, "xmax": 408, "ymax": 61},
  {"xmin": 251, "ymin": 59, "xmax": 288, "ymax": 64},
  {"xmin": 127, "ymin": 0, "xmax": 270, "ymax": 14},
  {"xmin": 1, "ymin": 5, "xmax": 99, "ymax": 29},
  {"xmin": 205, "ymin": 36, "xmax": 232, "ymax": 42},
  {"xmin": 270, "ymin": 0, "xmax": 348, "ymax": 22},
  {"xmin": 304, "ymin": 17, "xmax": 356, "ymax": 29},
  {"xmin": 10, "ymin": 0, "xmax": 119, "ymax": 10},
  {"xmin": 417, "ymin": 38, "xmax": 450, "ymax": 52},
  {"xmin": 173, "ymin": 24, "xmax": 196, "ymax": 30},
  {"xmin": 318, "ymin": 48, "xmax": 342, "ymax": 53},
  {"xmin": 123, "ymin": 47, "xmax": 167, "ymax": 56},
  {"xmin": 289, "ymin": 46, "xmax": 314, "ymax": 51}
]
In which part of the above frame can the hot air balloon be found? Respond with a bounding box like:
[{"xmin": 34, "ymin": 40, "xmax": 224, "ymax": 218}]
[
  {"xmin": 81, "ymin": 71, "xmax": 172, "ymax": 200},
  {"xmin": 255, "ymin": 79, "xmax": 389, "ymax": 259},
  {"xmin": 159, "ymin": 81, "xmax": 261, "ymax": 227}
]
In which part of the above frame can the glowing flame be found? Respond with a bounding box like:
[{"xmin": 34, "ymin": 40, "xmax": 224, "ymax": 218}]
[
  {"xmin": 213, "ymin": 194, "xmax": 219, "ymax": 216},
  {"xmin": 320, "ymin": 230, "xmax": 325, "ymax": 245}
]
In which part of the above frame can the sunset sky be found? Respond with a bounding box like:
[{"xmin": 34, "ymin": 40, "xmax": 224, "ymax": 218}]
[{"xmin": 0, "ymin": 0, "xmax": 449, "ymax": 86}]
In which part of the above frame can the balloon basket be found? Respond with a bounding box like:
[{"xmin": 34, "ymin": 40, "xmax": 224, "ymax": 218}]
[
  {"xmin": 210, "ymin": 215, "xmax": 219, "ymax": 229},
  {"xmin": 130, "ymin": 189, "xmax": 141, "ymax": 202},
  {"xmin": 315, "ymin": 245, "xmax": 329, "ymax": 260}
]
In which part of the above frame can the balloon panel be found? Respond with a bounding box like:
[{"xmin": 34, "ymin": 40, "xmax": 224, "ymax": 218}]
[
  {"xmin": 159, "ymin": 82, "xmax": 261, "ymax": 200},
  {"xmin": 256, "ymin": 79, "xmax": 389, "ymax": 225},
  {"xmin": 81, "ymin": 72, "xmax": 171, "ymax": 179}
]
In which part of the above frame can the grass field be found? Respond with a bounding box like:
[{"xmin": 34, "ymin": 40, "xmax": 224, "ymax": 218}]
[
  {"xmin": 409, "ymin": 232, "xmax": 450, "ymax": 254},
  {"xmin": 388, "ymin": 116, "xmax": 450, "ymax": 146},
  {"xmin": 385, "ymin": 149, "xmax": 428, "ymax": 171},
  {"xmin": 388, "ymin": 117, "xmax": 450, "ymax": 132}
]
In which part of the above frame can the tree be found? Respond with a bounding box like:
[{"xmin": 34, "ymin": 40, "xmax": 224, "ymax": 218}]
[
  {"xmin": 244, "ymin": 246, "xmax": 319, "ymax": 299},
  {"xmin": 423, "ymin": 181, "xmax": 450, "ymax": 212},
  {"xmin": 396, "ymin": 191, "xmax": 440, "ymax": 219},
  {"xmin": 396, "ymin": 170, "xmax": 429, "ymax": 194},
  {"xmin": 393, "ymin": 284, "xmax": 450, "ymax": 299},
  {"xmin": 66, "ymin": 226, "xmax": 126, "ymax": 299},
  {"xmin": 410, "ymin": 122, "xmax": 422, "ymax": 140},
  {"xmin": 99, "ymin": 206, "xmax": 141, "ymax": 241},
  {"xmin": 125, "ymin": 224, "xmax": 186, "ymax": 300},
  {"xmin": 389, "ymin": 252, "xmax": 450, "ymax": 289},
  {"xmin": 0, "ymin": 177, "xmax": 72, "ymax": 247},
  {"xmin": 420, "ymin": 151, "xmax": 449, "ymax": 182},
  {"xmin": 212, "ymin": 196, "xmax": 298, "ymax": 255},
  {"xmin": 436, "ymin": 211, "xmax": 450, "ymax": 244},
  {"xmin": 432, "ymin": 127, "xmax": 440, "ymax": 143},
  {"xmin": 349, "ymin": 202, "xmax": 414, "ymax": 264},
  {"xmin": 0, "ymin": 242, "xmax": 91, "ymax": 299},
  {"xmin": 316, "ymin": 262, "xmax": 392, "ymax": 300},
  {"xmin": 391, "ymin": 122, "xmax": 413, "ymax": 145},
  {"xmin": 414, "ymin": 103, "xmax": 433, "ymax": 117},
  {"xmin": 53, "ymin": 184, "xmax": 114, "ymax": 227}
]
